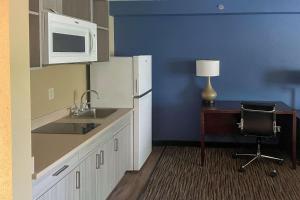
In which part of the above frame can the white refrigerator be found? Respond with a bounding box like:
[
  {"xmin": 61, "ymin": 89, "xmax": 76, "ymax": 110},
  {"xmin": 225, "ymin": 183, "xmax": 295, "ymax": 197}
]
[{"xmin": 90, "ymin": 55, "xmax": 152, "ymax": 170}]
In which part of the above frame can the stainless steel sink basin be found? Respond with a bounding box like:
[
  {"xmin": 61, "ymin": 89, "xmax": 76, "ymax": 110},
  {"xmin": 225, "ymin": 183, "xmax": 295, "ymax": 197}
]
[
  {"xmin": 73, "ymin": 108, "xmax": 118, "ymax": 119},
  {"xmin": 32, "ymin": 123, "xmax": 100, "ymax": 134}
]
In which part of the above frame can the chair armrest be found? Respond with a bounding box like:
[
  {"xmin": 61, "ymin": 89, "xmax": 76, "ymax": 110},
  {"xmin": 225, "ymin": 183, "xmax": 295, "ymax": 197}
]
[
  {"xmin": 237, "ymin": 119, "xmax": 243, "ymax": 130},
  {"xmin": 273, "ymin": 121, "xmax": 281, "ymax": 134}
]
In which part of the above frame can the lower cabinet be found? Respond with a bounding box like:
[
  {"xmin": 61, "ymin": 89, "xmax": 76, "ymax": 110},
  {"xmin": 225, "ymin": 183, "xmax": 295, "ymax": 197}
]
[
  {"xmin": 35, "ymin": 116, "xmax": 132, "ymax": 200},
  {"xmin": 114, "ymin": 124, "xmax": 131, "ymax": 184},
  {"xmin": 38, "ymin": 166, "xmax": 80, "ymax": 200},
  {"xmin": 97, "ymin": 137, "xmax": 115, "ymax": 200},
  {"xmin": 79, "ymin": 148, "xmax": 98, "ymax": 200}
]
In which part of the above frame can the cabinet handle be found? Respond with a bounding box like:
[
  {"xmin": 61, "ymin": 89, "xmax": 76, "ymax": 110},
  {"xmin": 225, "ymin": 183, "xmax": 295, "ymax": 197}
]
[
  {"xmin": 52, "ymin": 165, "xmax": 69, "ymax": 176},
  {"xmin": 96, "ymin": 154, "xmax": 100, "ymax": 169},
  {"xmin": 76, "ymin": 171, "xmax": 80, "ymax": 189},
  {"xmin": 100, "ymin": 150, "xmax": 104, "ymax": 165},
  {"xmin": 114, "ymin": 138, "xmax": 118, "ymax": 151}
]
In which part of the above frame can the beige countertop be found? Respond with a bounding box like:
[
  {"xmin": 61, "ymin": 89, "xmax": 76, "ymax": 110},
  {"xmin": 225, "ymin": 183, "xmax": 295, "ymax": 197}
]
[{"xmin": 31, "ymin": 108, "xmax": 132, "ymax": 179}]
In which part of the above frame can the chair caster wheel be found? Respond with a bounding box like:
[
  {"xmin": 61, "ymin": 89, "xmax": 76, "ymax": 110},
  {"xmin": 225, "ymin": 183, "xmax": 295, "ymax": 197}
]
[
  {"xmin": 270, "ymin": 170, "xmax": 277, "ymax": 177},
  {"xmin": 238, "ymin": 167, "xmax": 245, "ymax": 173},
  {"xmin": 232, "ymin": 153, "xmax": 237, "ymax": 159},
  {"xmin": 277, "ymin": 160, "xmax": 284, "ymax": 165}
]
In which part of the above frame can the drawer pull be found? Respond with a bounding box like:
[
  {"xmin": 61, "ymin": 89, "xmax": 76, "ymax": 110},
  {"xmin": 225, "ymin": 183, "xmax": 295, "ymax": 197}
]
[{"xmin": 52, "ymin": 165, "xmax": 69, "ymax": 176}]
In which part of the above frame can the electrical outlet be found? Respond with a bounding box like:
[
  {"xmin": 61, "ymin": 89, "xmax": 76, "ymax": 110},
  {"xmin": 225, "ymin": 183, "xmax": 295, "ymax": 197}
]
[{"xmin": 48, "ymin": 88, "xmax": 55, "ymax": 100}]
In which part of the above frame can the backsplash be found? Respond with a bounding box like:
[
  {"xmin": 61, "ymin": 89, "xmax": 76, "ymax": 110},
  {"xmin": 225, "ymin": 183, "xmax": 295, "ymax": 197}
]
[{"xmin": 30, "ymin": 64, "xmax": 86, "ymax": 119}]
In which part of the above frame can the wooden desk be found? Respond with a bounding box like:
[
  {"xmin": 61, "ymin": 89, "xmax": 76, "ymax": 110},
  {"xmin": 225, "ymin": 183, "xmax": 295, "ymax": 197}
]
[{"xmin": 200, "ymin": 100, "xmax": 297, "ymax": 169}]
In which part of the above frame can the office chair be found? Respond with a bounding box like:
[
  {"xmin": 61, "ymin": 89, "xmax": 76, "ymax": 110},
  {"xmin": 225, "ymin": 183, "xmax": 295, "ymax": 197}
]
[{"xmin": 233, "ymin": 102, "xmax": 284, "ymax": 173}]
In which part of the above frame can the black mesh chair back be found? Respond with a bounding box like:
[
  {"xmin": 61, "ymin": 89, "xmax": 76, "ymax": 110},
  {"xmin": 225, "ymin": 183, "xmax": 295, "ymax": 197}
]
[
  {"xmin": 241, "ymin": 102, "xmax": 276, "ymax": 137},
  {"xmin": 234, "ymin": 102, "xmax": 283, "ymax": 173}
]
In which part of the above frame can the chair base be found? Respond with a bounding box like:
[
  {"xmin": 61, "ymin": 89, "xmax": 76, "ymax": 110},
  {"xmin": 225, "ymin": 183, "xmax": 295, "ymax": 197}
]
[{"xmin": 233, "ymin": 140, "xmax": 284, "ymax": 172}]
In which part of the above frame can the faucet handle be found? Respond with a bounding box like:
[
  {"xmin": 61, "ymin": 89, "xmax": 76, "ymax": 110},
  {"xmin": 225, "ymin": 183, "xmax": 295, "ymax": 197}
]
[
  {"xmin": 80, "ymin": 100, "xmax": 89, "ymax": 111},
  {"xmin": 69, "ymin": 106, "xmax": 79, "ymax": 116}
]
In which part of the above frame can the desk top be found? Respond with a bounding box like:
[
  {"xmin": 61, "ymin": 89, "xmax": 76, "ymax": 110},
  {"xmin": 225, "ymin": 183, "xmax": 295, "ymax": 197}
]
[{"xmin": 201, "ymin": 100, "xmax": 295, "ymax": 114}]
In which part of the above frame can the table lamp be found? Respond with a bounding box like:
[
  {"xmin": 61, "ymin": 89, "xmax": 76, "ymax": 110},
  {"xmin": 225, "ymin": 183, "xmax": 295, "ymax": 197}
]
[{"xmin": 196, "ymin": 59, "xmax": 220, "ymax": 104}]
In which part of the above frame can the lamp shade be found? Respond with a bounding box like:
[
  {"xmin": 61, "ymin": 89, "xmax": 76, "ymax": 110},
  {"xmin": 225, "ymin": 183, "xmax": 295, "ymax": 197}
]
[{"xmin": 196, "ymin": 60, "xmax": 220, "ymax": 77}]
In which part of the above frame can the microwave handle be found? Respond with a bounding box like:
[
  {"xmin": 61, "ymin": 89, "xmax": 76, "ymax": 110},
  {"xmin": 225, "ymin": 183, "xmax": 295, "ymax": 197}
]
[{"xmin": 89, "ymin": 32, "xmax": 94, "ymax": 53}]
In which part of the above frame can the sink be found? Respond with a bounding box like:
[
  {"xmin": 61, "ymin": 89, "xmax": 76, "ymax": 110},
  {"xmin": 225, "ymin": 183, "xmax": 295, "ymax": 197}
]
[
  {"xmin": 32, "ymin": 123, "xmax": 100, "ymax": 134},
  {"xmin": 73, "ymin": 108, "xmax": 118, "ymax": 119}
]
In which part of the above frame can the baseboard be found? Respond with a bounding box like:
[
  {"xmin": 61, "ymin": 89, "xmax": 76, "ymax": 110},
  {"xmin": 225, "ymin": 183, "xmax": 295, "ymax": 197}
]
[
  {"xmin": 152, "ymin": 140, "xmax": 242, "ymax": 147},
  {"xmin": 153, "ymin": 140, "xmax": 200, "ymax": 147},
  {"xmin": 153, "ymin": 140, "xmax": 300, "ymax": 161},
  {"xmin": 152, "ymin": 140, "xmax": 280, "ymax": 148}
]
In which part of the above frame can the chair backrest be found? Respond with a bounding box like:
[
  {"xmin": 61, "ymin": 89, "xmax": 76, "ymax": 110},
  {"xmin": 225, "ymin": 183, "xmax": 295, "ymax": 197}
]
[{"xmin": 240, "ymin": 102, "xmax": 276, "ymax": 137}]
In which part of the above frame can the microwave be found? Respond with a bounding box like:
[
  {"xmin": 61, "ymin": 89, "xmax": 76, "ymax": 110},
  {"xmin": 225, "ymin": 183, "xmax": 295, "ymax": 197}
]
[{"xmin": 43, "ymin": 12, "xmax": 97, "ymax": 65}]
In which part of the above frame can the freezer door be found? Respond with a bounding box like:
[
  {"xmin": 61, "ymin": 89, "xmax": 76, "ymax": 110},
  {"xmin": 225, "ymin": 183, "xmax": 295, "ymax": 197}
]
[
  {"xmin": 90, "ymin": 57, "xmax": 134, "ymax": 108},
  {"xmin": 133, "ymin": 91, "xmax": 152, "ymax": 170},
  {"xmin": 133, "ymin": 55, "xmax": 152, "ymax": 96}
]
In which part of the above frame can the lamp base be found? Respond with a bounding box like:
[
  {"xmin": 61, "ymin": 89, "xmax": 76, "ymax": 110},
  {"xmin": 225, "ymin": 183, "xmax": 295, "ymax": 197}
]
[
  {"xmin": 202, "ymin": 100, "xmax": 215, "ymax": 106},
  {"xmin": 201, "ymin": 76, "xmax": 217, "ymax": 104}
]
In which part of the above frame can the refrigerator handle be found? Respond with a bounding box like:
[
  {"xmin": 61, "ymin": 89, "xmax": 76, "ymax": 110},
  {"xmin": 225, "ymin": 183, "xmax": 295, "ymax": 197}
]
[{"xmin": 135, "ymin": 79, "xmax": 138, "ymax": 94}]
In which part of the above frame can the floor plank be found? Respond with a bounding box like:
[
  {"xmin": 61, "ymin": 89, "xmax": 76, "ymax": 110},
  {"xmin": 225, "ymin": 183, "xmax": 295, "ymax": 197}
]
[{"xmin": 107, "ymin": 146, "xmax": 165, "ymax": 200}]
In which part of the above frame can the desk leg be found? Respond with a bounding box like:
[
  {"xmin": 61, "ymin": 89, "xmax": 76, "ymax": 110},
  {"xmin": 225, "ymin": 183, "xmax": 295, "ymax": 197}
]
[
  {"xmin": 292, "ymin": 112, "xmax": 297, "ymax": 169},
  {"xmin": 200, "ymin": 112, "xmax": 205, "ymax": 166}
]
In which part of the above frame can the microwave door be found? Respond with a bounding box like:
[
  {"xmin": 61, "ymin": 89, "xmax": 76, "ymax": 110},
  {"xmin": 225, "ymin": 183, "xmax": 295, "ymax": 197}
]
[{"xmin": 52, "ymin": 33, "xmax": 86, "ymax": 53}]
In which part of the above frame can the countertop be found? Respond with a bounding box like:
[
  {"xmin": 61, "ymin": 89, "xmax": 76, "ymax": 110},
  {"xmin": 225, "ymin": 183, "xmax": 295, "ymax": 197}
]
[{"xmin": 31, "ymin": 108, "xmax": 132, "ymax": 179}]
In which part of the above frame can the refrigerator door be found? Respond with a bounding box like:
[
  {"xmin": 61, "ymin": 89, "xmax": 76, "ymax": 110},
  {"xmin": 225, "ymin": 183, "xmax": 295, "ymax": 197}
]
[
  {"xmin": 90, "ymin": 57, "xmax": 134, "ymax": 108},
  {"xmin": 133, "ymin": 55, "xmax": 152, "ymax": 97},
  {"xmin": 133, "ymin": 91, "xmax": 152, "ymax": 170}
]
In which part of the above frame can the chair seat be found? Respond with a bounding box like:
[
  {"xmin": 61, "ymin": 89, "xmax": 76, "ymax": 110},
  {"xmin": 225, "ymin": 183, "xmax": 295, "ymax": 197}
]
[{"xmin": 242, "ymin": 133, "xmax": 275, "ymax": 138}]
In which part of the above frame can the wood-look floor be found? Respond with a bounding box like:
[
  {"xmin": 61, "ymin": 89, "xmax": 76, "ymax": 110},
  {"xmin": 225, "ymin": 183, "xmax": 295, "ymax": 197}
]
[{"xmin": 107, "ymin": 146, "xmax": 165, "ymax": 200}]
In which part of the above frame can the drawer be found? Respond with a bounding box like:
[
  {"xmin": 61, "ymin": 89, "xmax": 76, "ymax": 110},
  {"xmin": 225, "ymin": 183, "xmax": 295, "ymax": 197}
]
[
  {"xmin": 111, "ymin": 113, "xmax": 131, "ymax": 136},
  {"xmin": 78, "ymin": 139, "xmax": 100, "ymax": 161},
  {"xmin": 32, "ymin": 153, "xmax": 79, "ymax": 200},
  {"xmin": 78, "ymin": 112, "xmax": 132, "ymax": 161}
]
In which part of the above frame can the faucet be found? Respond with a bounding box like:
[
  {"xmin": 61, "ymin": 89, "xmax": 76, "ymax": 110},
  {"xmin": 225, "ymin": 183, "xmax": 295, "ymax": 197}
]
[{"xmin": 80, "ymin": 90, "xmax": 100, "ymax": 111}]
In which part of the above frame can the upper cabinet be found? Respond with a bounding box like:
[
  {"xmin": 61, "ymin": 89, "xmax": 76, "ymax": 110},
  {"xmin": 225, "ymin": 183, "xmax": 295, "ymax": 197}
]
[
  {"xmin": 29, "ymin": 14, "xmax": 40, "ymax": 67},
  {"xmin": 97, "ymin": 29, "xmax": 109, "ymax": 62},
  {"xmin": 29, "ymin": 0, "xmax": 40, "ymax": 67},
  {"xmin": 29, "ymin": 0, "xmax": 39, "ymax": 13},
  {"xmin": 29, "ymin": 0, "xmax": 110, "ymax": 68},
  {"xmin": 93, "ymin": 0, "xmax": 109, "ymax": 62},
  {"xmin": 93, "ymin": 0, "xmax": 108, "ymax": 28},
  {"xmin": 42, "ymin": 0, "xmax": 62, "ymax": 13},
  {"xmin": 63, "ymin": 0, "xmax": 91, "ymax": 21}
]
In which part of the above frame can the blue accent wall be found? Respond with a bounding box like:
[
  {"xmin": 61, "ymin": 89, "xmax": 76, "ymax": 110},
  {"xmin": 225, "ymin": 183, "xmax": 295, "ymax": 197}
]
[
  {"xmin": 110, "ymin": 0, "xmax": 300, "ymax": 15},
  {"xmin": 111, "ymin": 1, "xmax": 300, "ymax": 141}
]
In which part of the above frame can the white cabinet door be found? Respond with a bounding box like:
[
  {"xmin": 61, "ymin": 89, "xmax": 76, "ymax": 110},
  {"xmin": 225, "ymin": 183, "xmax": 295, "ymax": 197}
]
[
  {"xmin": 37, "ymin": 166, "xmax": 80, "ymax": 200},
  {"xmin": 96, "ymin": 138, "xmax": 115, "ymax": 200},
  {"xmin": 114, "ymin": 124, "xmax": 131, "ymax": 184},
  {"xmin": 90, "ymin": 57, "xmax": 134, "ymax": 108},
  {"xmin": 79, "ymin": 147, "xmax": 98, "ymax": 200}
]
